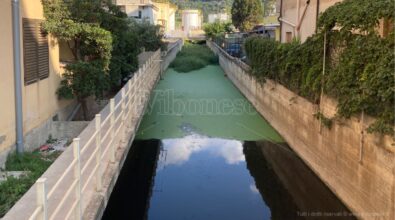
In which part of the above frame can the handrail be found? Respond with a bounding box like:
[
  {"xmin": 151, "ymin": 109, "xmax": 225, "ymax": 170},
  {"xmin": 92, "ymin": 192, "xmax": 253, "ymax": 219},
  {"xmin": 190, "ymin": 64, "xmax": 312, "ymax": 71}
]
[
  {"xmin": 26, "ymin": 48, "xmax": 167, "ymax": 220},
  {"xmin": 47, "ymin": 159, "xmax": 76, "ymax": 198}
]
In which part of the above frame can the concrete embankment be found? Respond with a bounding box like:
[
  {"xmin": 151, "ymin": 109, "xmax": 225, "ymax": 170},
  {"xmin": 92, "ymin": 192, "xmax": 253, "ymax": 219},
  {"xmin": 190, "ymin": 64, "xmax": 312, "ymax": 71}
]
[
  {"xmin": 3, "ymin": 39, "xmax": 182, "ymax": 220},
  {"xmin": 207, "ymin": 41, "xmax": 395, "ymax": 220}
]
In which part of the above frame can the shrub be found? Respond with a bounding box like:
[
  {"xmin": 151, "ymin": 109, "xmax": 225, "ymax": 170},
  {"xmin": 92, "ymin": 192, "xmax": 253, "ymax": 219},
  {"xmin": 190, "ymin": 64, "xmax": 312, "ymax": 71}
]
[{"xmin": 203, "ymin": 21, "xmax": 233, "ymax": 39}]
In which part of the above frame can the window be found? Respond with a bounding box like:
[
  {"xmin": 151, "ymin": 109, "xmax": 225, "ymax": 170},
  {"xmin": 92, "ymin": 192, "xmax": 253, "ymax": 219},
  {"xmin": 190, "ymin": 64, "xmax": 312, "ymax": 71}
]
[
  {"xmin": 285, "ymin": 31, "xmax": 293, "ymax": 43},
  {"xmin": 23, "ymin": 18, "xmax": 49, "ymax": 85},
  {"xmin": 138, "ymin": 10, "xmax": 142, "ymax": 19}
]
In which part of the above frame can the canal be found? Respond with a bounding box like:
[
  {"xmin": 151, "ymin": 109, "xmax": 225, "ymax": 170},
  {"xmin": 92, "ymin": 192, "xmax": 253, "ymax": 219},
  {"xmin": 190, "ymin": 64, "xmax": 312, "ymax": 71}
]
[{"xmin": 103, "ymin": 59, "xmax": 355, "ymax": 219}]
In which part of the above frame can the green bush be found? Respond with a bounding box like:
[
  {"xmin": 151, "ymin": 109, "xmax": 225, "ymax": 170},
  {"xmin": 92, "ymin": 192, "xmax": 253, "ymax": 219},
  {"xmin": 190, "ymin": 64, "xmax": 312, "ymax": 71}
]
[
  {"xmin": 170, "ymin": 42, "xmax": 218, "ymax": 72},
  {"xmin": 244, "ymin": 0, "xmax": 394, "ymax": 135},
  {"xmin": 203, "ymin": 21, "xmax": 233, "ymax": 39},
  {"xmin": 245, "ymin": 35, "xmax": 324, "ymax": 102}
]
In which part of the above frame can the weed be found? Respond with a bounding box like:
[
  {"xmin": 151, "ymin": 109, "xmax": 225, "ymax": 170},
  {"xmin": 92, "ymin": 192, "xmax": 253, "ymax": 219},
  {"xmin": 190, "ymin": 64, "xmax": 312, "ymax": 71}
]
[{"xmin": 170, "ymin": 42, "xmax": 218, "ymax": 73}]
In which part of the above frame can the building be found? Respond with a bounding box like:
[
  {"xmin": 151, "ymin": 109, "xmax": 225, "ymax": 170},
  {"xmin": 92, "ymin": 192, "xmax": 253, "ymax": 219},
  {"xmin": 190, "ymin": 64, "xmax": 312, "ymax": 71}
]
[
  {"xmin": 208, "ymin": 13, "xmax": 229, "ymax": 23},
  {"xmin": 113, "ymin": 0, "xmax": 159, "ymax": 24},
  {"xmin": 153, "ymin": 1, "xmax": 177, "ymax": 34},
  {"xmin": 261, "ymin": 12, "xmax": 281, "ymax": 41},
  {"xmin": 0, "ymin": 0, "xmax": 77, "ymax": 164},
  {"xmin": 251, "ymin": 24, "xmax": 280, "ymax": 41},
  {"xmin": 278, "ymin": 0, "xmax": 393, "ymax": 43},
  {"xmin": 181, "ymin": 10, "xmax": 202, "ymax": 33},
  {"xmin": 278, "ymin": 0, "xmax": 343, "ymax": 43}
]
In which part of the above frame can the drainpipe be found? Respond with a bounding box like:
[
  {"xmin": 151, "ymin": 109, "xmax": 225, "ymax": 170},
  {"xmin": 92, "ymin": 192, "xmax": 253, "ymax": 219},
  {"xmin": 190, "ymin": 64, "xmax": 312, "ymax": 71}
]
[
  {"xmin": 279, "ymin": 0, "xmax": 283, "ymax": 41},
  {"xmin": 12, "ymin": 0, "xmax": 24, "ymax": 153},
  {"xmin": 297, "ymin": 0, "xmax": 300, "ymax": 22},
  {"xmin": 316, "ymin": 0, "xmax": 320, "ymax": 32},
  {"xmin": 279, "ymin": 18, "xmax": 297, "ymax": 28},
  {"xmin": 296, "ymin": 0, "xmax": 311, "ymax": 38}
]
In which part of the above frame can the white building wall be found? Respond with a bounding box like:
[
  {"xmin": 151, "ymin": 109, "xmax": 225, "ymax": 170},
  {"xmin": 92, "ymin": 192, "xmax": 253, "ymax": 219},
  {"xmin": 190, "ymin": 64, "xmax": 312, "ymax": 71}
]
[
  {"xmin": 142, "ymin": 6, "xmax": 155, "ymax": 23},
  {"xmin": 208, "ymin": 13, "xmax": 229, "ymax": 23},
  {"xmin": 168, "ymin": 12, "xmax": 175, "ymax": 31},
  {"xmin": 122, "ymin": 4, "xmax": 156, "ymax": 24},
  {"xmin": 182, "ymin": 10, "xmax": 201, "ymax": 32}
]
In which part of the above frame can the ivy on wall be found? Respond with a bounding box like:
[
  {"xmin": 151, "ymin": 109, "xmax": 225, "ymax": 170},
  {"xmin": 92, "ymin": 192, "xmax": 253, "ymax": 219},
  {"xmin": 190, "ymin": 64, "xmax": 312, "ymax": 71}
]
[{"xmin": 244, "ymin": 0, "xmax": 394, "ymax": 135}]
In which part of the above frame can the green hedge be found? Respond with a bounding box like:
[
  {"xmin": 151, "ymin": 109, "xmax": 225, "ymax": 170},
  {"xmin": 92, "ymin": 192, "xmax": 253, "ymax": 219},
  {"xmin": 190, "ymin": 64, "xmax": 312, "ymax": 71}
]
[{"xmin": 244, "ymin": 0, "xmax": 394, "ymax": 135}]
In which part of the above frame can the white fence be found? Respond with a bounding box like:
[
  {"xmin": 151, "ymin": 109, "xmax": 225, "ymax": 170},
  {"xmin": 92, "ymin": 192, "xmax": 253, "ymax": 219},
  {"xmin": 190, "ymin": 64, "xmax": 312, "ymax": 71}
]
[{"xmin": 4, "ymin": 49, "xmax": 162, "ymax": 220}]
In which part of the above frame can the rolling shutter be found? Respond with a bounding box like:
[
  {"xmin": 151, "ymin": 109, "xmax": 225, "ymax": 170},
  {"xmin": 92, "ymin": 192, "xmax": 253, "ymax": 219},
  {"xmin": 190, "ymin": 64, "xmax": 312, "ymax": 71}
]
[{"xmin": 23, "ymin": 18, "xmax": 49, "ymax": 85}]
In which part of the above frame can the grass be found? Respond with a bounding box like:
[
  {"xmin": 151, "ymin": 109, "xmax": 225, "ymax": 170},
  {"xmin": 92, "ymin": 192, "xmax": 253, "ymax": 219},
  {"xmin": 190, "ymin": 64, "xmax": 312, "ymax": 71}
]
[
  {"xmin": 169, "ymin": 42, "xmax": 218, "ymax": 73},
  {"xmin": 0, "ymin": 151, "xmax": 60, "ymax": 217}
]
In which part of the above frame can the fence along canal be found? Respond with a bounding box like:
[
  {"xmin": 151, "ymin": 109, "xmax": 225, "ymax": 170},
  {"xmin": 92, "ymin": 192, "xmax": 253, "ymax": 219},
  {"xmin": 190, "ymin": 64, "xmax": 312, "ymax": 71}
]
[{"xmin": 4, "ymin": 41, "xmax": 182, "ymax": 220}]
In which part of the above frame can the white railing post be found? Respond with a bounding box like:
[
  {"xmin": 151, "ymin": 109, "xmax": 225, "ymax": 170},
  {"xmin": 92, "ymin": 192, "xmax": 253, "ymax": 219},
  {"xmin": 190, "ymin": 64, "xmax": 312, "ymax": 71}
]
[
  {"xmin": 95, "ymin": 114, "xmax": 102, "ymax": 191},
  {"xmin": 36, "ymin": 178, "xmax": 47, "ymax": 220},
  {"xmin": 130, "ymin": 79, "xmax": 136, "ymax": 119},
  {"xmin": 128, "ymin": 80, "xmax": 133, "ymax": 123},
  {"xmin": 121, "ymin": 87, "xmax": 126, "ymax": 121},
  {"xmin": 73, "ymin": 138, "xmax": 82, "ymax": 220},
  {"xmin": 138, "ymin": 70, "xmax": 144, "ymax": 112},
  {"xmin": 110, "ymin": 98, "xmax": 116, "ymax": 163},
  {"xmin": 121, "ymin": 88, "xmax": 127, "ymax": 142}
]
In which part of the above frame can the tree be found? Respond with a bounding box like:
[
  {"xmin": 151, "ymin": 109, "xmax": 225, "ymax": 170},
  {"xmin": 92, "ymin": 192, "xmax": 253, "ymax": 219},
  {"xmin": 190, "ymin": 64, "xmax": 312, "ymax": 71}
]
[
  {"xmin": 203, "ymin": 21, "xmax": 233, "ymax": 39},
  {"xmin": 262, "ymin": 0, "xmax": 277, "ymax": 17},
  {"xmin": 42, "ymin": 0, "xmax": 165, "ymax": 119},
  {"xmin": 42, "ymin": 0, "xmax": 113, "ymax": 120},
  {"xmin": 231, "ymin": 0, "xmax": 264, "ymax": 31}
]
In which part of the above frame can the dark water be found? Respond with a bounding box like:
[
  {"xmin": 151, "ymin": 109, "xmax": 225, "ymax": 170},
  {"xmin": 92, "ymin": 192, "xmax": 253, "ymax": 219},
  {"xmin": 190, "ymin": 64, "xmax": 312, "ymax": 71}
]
[
  {"xmin": 103, "ymin": 136, "xmax": 355, "ymax": 220},
  {"xmin": 103, "ymin": 64, "xmax": 355, "ymax": 219}
]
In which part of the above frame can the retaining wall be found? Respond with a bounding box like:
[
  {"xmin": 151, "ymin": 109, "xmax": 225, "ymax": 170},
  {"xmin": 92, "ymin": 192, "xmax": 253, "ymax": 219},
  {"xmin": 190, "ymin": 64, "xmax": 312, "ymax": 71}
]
[
  {"xmin": 4, "ymin": 40, "xmax": 182, "ymax": 220},
  {"xmin": 208, "ymin": 41, "xmax": 395, "ymax": 220}
]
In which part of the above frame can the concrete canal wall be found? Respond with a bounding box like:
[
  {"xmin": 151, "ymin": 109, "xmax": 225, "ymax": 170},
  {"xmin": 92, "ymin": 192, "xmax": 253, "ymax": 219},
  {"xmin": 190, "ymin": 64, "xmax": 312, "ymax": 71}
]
[
  {"xmin": 3, "ymin": 40, "xmax": 182, "ymax": 220},
  {"xmin": 208, "ymin": 41, "xmax": 395, "ymax": 220}
]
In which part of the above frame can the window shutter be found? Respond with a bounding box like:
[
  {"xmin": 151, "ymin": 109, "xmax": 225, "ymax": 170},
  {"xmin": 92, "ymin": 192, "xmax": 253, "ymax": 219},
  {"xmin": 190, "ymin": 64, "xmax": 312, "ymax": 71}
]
[
  {"xmin": 23, "ymin": 18, "xmax": 49, "ymax": 85},
  {"xmin": 37, "ymin": 23, "xmax": 49, "ymax": 80}
]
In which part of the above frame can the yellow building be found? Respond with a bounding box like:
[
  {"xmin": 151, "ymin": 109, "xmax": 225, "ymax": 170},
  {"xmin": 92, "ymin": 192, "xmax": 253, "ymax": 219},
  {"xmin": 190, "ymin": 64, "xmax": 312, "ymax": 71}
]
[
  {"xmin": 278, "ymin": 0, "xmax": 343, "ymax": 43},
  {"xmin": 0, "ymin": 0, "xmax": 76, "ymax": 164},
  {"xmin": 262, "ymin": 15, "xmax": 281, "ymax": 41},
  {"xmin": 278, "ymin": 0, "xmax": 391, "ymax": 43},
  {"xmin": 153, "ymin": 1, "xmax": 177, "ymax": 34}
]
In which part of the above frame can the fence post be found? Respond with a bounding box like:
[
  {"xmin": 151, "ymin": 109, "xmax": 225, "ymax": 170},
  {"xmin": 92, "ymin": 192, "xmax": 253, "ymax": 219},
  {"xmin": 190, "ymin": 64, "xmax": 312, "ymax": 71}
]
[
  {"xmin": 110, "ymin": 98, "xmax": 116, "ymax": 163},
  {"xmin": 130, "ymin": 79, "xmax": 136, "ymax": 119},
  {"xmin": 73, "ymin": 138, "xmax": 82, "ymax": 220},
  {"xmin": 128, "ymin": 80, "xmax": 133, "ymax": 123},
  {"xmin": 136, "ymin": 73, "xmax": 142, "ymax": 111},
  {"xmin": 95, "ymin": 114, "xmax": 102, "ymax": 191},
  {"xmin": 36, "ymin": 178, "xmax": 47, "ymax": 220},
  {"xmin": 121, "ymin": 88, "xmax": 126, "ymax": 121},
  {"xmin": 121, "ymin": 88, "xmax": 127, "ymax": 142}
]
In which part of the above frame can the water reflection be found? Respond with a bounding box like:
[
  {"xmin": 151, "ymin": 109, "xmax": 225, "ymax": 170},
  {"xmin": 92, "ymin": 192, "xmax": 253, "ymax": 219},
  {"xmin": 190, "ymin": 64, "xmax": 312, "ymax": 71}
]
[
  {"xmin": 161, "ymin": 135, "xmax": 244, "ymax": 166},
  {"xmin": 150, "ymin": 137, "xmax": 271, "ymax": 220},
  {"xmin": 244, "ymin": 141, "xmax": 355, "ymax": 220},
  {"xmin": 103, "ymin": 138, "xmax": 355, "ymax": 220}
]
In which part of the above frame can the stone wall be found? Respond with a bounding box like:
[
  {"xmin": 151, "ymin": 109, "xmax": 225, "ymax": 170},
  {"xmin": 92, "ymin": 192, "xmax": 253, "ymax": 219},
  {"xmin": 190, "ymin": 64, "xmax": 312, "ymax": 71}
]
[{"xmin": 208, "ymin": 41, "xmax": 395, "ymax": 220}]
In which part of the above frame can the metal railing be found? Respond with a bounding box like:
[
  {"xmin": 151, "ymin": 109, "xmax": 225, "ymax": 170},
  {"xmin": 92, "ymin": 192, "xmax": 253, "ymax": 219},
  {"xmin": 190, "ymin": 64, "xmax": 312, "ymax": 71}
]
[
  {"xmin": 28, "ymin": 49, "xmax": 161, "ymax": 220},
  {"xmin": 208, "ymin": 40, "xmax": 251, "ymax": 72}
]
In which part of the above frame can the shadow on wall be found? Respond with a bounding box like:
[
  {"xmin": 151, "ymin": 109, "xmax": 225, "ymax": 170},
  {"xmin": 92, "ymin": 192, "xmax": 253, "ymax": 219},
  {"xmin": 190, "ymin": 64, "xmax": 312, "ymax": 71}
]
[
  {"xmin": 243, "ymin": 141, "xmax": 356, "ymax": 220},
  {"xmin": 102, "ymin": 140, "xmax": 161, "ymax": 220}
]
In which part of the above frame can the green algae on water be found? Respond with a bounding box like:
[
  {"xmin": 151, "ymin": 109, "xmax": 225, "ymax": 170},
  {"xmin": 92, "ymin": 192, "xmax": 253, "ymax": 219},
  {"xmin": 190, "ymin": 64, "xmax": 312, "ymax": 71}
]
[
  {"xmin": 169, "ymin": 43, "xmax": 218, "ymax": 73},
  {"xmin": 136, "ymin": 65, "xmax": 284, "ymax": 143}
]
